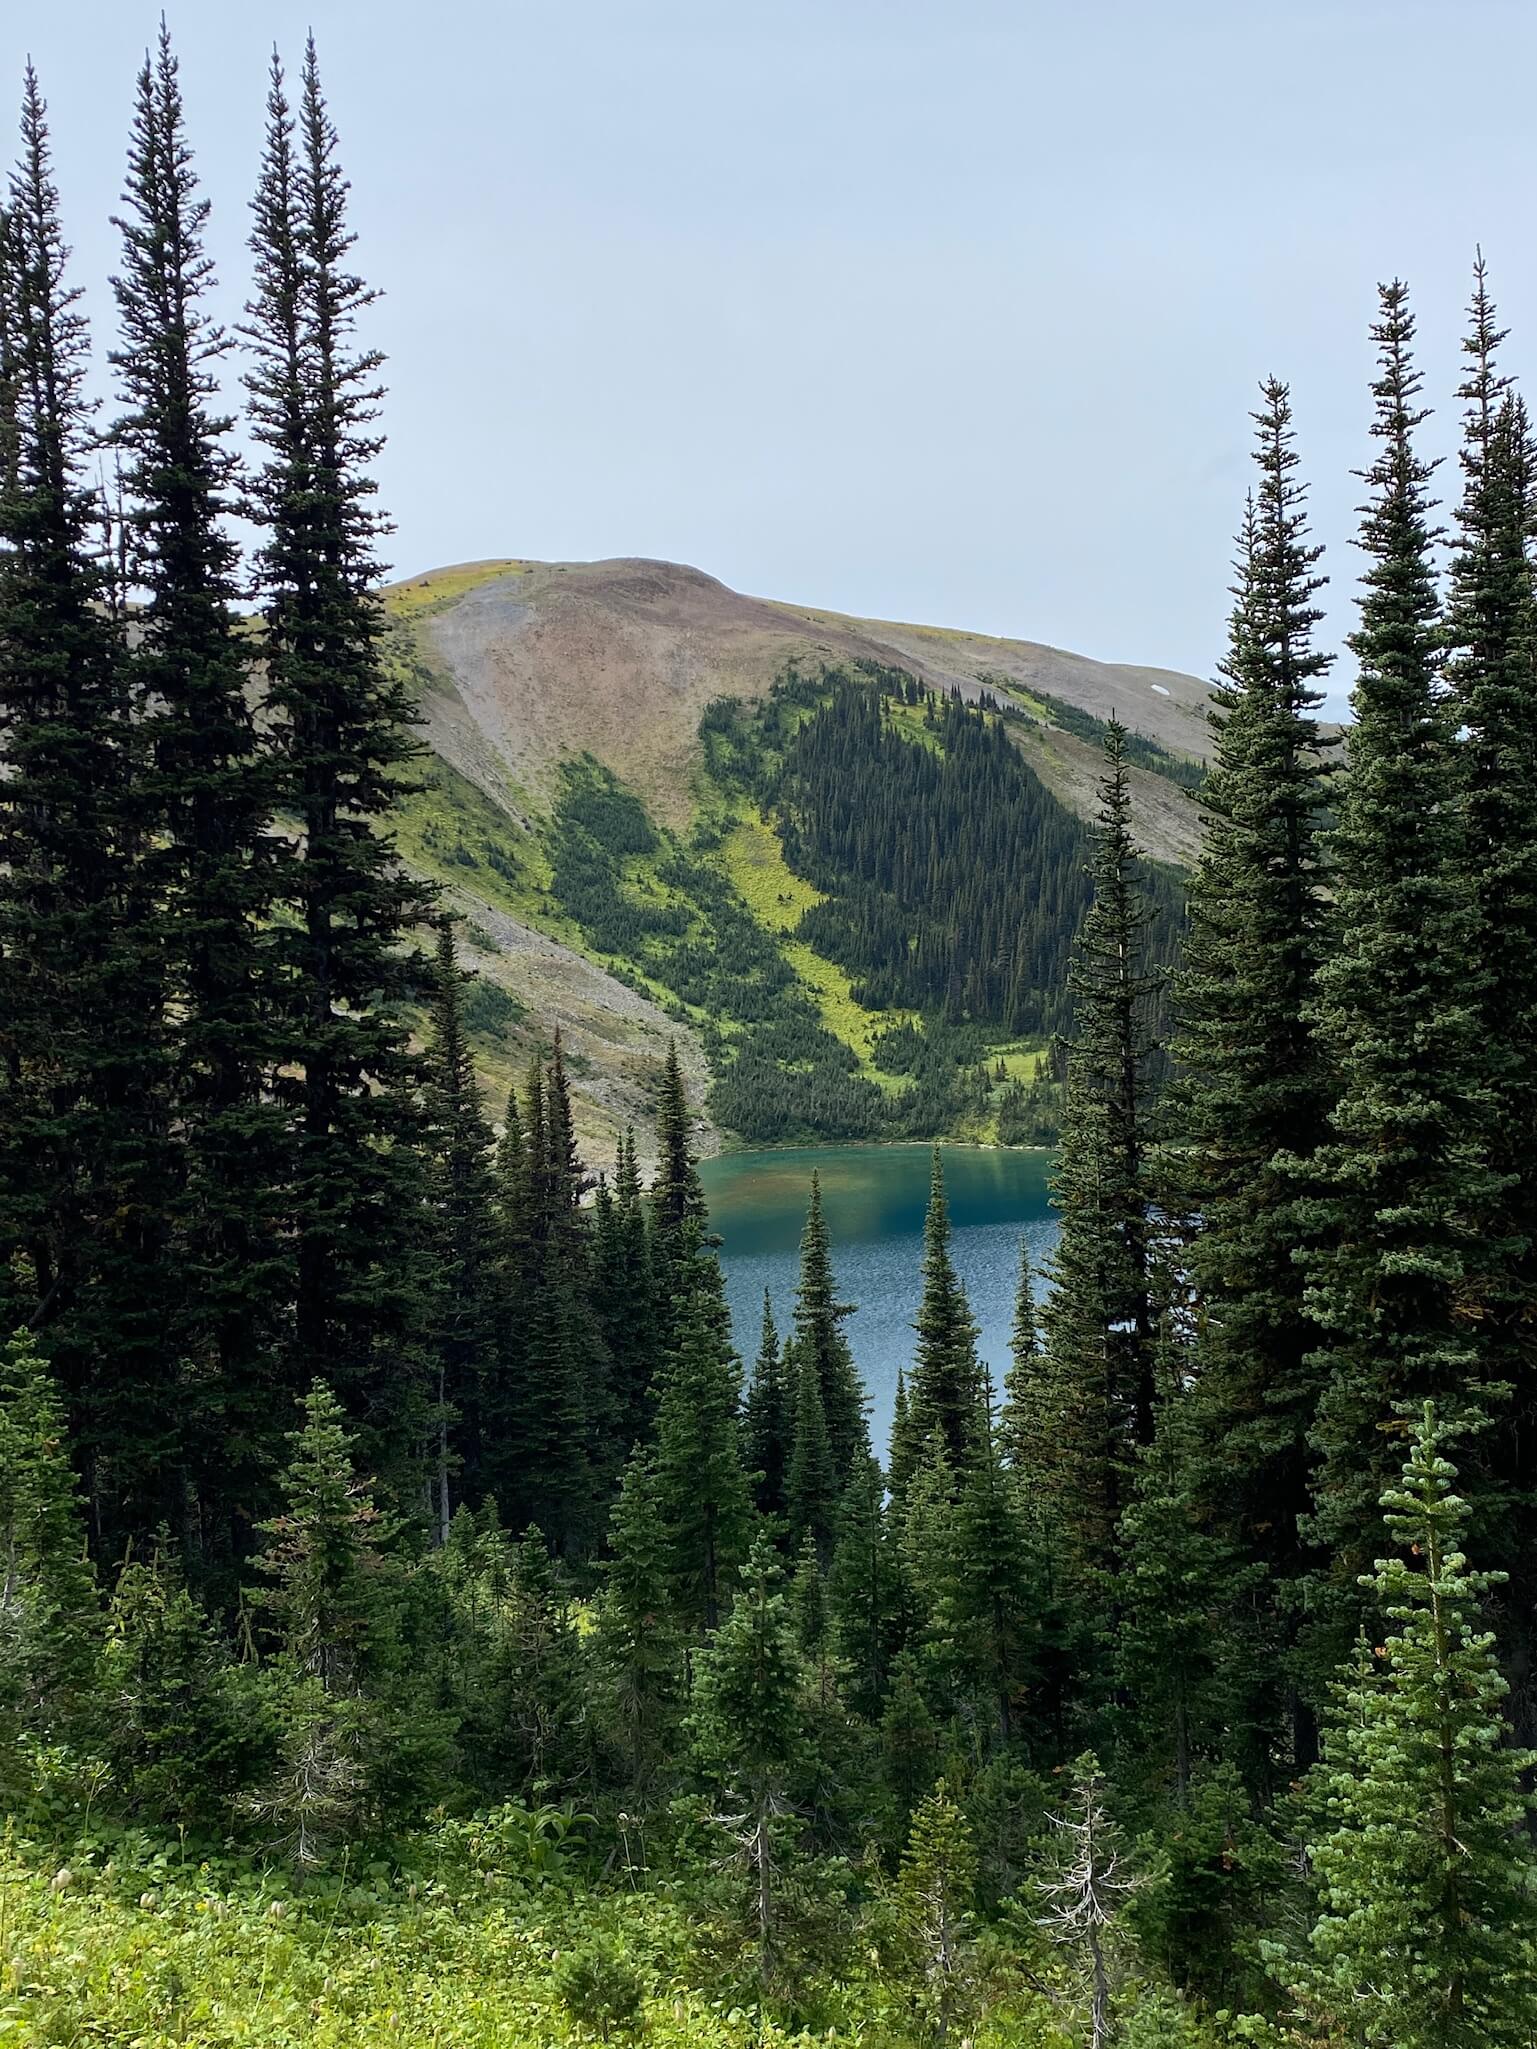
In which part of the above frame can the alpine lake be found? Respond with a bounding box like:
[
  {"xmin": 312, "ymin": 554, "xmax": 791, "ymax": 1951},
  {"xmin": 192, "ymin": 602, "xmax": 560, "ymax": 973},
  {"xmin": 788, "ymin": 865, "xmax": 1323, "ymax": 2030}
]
[{"xmin": 699, "ymin": 1143, "xmax": 1059, "ymax": 1457}]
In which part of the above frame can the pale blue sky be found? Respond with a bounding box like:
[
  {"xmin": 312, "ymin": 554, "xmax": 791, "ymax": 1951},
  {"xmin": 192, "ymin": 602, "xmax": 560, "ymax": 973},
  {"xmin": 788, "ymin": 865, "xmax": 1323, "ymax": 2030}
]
[{"xmin": 9, "ymin": 1, "xmax": 1537, "ymax": 710}]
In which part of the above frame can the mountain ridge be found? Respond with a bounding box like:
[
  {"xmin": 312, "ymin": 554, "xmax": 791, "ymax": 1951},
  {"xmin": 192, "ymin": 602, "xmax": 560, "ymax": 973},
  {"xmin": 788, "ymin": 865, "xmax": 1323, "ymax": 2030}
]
[{"xmin": 383, "ymin": 555, "xmax": 1211, "ymax": 1169}]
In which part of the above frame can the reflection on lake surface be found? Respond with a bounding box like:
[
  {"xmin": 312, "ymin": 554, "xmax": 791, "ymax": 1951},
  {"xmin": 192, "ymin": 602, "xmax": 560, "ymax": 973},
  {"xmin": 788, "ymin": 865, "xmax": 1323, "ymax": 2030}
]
[{"xmin": 699, "ymin": 1144, "xmax": 1059, "ymax": 1458}]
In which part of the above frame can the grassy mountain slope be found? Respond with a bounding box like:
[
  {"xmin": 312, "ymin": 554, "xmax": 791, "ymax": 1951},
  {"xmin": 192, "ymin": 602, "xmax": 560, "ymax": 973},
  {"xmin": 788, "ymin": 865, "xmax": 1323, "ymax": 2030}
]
[{"xmin": 382, "ymin": 557, "xmax": 1208, "ymax": 1163}]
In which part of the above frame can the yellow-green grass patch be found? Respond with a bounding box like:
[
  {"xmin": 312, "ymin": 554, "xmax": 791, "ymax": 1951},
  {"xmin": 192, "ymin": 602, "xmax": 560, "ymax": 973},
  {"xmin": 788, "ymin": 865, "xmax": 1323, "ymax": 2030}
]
[{"xmin": 383, "ymin": 560, "xmax": 526, "ymax": 621}]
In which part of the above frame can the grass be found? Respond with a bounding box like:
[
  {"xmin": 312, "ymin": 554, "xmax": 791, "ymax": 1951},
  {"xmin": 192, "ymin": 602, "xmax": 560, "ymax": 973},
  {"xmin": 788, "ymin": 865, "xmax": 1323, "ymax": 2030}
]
[
  {"xmin": 393, "ymin": 755, "xmax": 565, "ymax": 936},
  {"xmin": 720, "ymin": 811, "xmax": 912, "ymax": 1072},
  {"xmin": 382, "ymin": 560, "xmax": 526, "ymax": 622},
  {"xmin": 0, "ymin": 1837, "xmax": 858, "ymax": 2049}
]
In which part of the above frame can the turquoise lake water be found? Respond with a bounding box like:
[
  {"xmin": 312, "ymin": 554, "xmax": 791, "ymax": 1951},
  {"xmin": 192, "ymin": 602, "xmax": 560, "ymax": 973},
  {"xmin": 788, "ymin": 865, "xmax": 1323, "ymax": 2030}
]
[{"xmin": 698, "ymin": 1144, "xmax": 1059, "ymax": 1457}]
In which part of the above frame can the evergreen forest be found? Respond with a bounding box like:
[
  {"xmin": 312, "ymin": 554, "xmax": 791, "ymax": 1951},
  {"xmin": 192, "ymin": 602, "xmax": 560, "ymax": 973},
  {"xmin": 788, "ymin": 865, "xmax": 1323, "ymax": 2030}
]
[{"xmin": 4, "ymin": 30, "xmax": 1537, "ymax": 2049}]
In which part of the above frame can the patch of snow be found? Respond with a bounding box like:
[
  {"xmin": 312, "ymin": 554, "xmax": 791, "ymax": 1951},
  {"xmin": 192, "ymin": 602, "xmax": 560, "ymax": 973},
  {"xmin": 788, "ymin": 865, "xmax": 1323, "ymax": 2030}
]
[{"xmin": 1149, "ymin": 682, "xmax": 1171, "ymax": 697}]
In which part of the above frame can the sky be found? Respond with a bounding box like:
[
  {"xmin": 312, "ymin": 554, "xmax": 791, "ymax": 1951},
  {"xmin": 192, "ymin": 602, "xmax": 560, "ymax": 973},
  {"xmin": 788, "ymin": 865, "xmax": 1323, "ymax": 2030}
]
[{"xmin": 8, "ymin": 0, "xmax": 1537, "ymax": 715}]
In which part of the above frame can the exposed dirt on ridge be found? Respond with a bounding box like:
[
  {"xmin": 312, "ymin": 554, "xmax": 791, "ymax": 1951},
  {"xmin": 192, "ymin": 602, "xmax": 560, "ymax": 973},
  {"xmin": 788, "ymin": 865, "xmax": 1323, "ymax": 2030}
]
[{"xmin": 403, "ymin": 556, "xmax": 1214, "ymax": 836}]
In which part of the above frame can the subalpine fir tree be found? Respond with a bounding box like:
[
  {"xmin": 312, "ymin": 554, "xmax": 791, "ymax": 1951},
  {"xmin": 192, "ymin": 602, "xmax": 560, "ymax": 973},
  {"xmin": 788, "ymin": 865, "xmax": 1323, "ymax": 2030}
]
[
  {"xmin": 1305, "ymin": 282, "xmax": 1500, "ymax": 1610},
  {"xmin": 908, "ymin": 1152, "xmax": 984, "ymax": 1467},
  {"xmin": 649, "ymin": 1040, "xmax": 712, "ymax": 1354},
  {"xmin": 243, "ymin": 45, "xmax": 434, "ymax": 1468},
  {"xmin": 1000, "ymin": 1242, "xmax": 1040, "ymax": 1473},
  {"xmin": 482, "ymin": 1053, "xmax": 593, "ymax": 1548},
  {"xmin": 651, "ymin": 1280, "xmax": 754, "ymax": 1634},
  {"xmin": 246, "ymin": 1378, "xmax": 406, "ymax": 1863},
  {"xmin": 744, "ymin": 1292, "xmax": 793, "ymax": 1520},
  {"xmin": 880, "ymin": 1648, "xmax": 939, "ymax": 1832},
  {"xmin": 421, "ymin": 923, "xmax": 498, "ymax": 1537},
  {"xmin": 0, "ymin": 70, "xmax": 173, "ymax": 1540},
  {"xmin": 1029, "ymin": 723, "xmax": 1163, "ymax": 1587},
  {"xmin": 888, "ymin": 1368, "xmax": 921, "ymax": 1505},
  {"xmin": 519, "ymin": 1040, "xmax": 603, "ymax": 1551},
  {"xmin": 596, "ymin": 1446, "xmax": 681, "ymax": 1790},
  {"xmin": 0, "ymin": 1329, "xmax": 98, "ymax": 1749},
  {"xmin": 1162, "ymin": 382, "xmax": 1334, "ymax": 1761},
  {"xmin": 896, "ymin": 1781, "xmax": 977, "ymax": 2049},
  {"xmin": 95, "ymin": 1549, "xmax": 257, "ymax": 1832},
  {"xmin": 791, "ymin": 1174, "xmax": 867, "ymax": 1481},
  {"xmin": 1443, "ymin": 261, "xmax": 1537, "ymax": 1722},
  {"xmin": 949, "ymin": 1380, "xmax": 1040, "ymax": 1749},
  {"xmin": 786, "ymin": 1342, "xmax": 839, "ymax": 1565},
  {"xmin": 1115, "ymin": 1358, "xmax": 1261, "ymax": 1804},
  {"xmin": 1282, "ymin": 1405, "xmax": 1537, "ymax": 2047},
  {"xmin": 827, "ymin": 1449, "xmax": 898, "ymax": 1721},
  {"xmin": 590, "ymin": 1130, "xmax": 657, "ymax": 1457},
  {"xmin": 689, "ymin": 1528, "xmax": 806, "ymax": 1988},
  {"xmin": 110, "ymin": 25, "xmax": 289, "ymax": 1556}
]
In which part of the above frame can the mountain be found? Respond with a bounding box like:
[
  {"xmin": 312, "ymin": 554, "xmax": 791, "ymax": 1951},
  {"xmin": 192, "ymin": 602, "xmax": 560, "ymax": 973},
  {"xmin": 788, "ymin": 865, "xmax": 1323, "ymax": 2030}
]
[{"xmin": 383, "ymin": 557, "xmax": 1212, "ymax": 1167}]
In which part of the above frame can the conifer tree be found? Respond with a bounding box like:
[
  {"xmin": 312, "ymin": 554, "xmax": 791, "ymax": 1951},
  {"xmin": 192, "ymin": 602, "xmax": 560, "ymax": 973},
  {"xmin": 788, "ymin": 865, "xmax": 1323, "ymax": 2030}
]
[
  {"xmin": 787, "ymin": 1342, "xmax": 839, "ymax": 1565},
  {"xmin": 1282, "ymin": 1405, "xmax": 1537, "ymax": 2046},
  {"xmin": 896, "ymin": 1782, "xmax": 977, "ymax": 2049},
  {"xmin": 1000, "ymin": 1242, "xmax": 1040, "ymax": 1472},
  {"xmin": 880, "ymin": 1648, "xmax": 938, "ymax": 1831},
  {"xmin": 649, "ymin": 1040, "xmax": 713, "ymax": 1354},
  {"xmin": 689, "ymin": 1529, "xmax": 806, "ymax": 1985},
  {"xmin": 791, "ymin": 1174, "xmax": 867, "ymax": 1481},
  {"xmin": 0, "ymin": 69, "xmax": 172, "ymax": 1540},
  {"xmin": 96, "ymin": 1549, "xmax": 258, "ymax": 1831},
  {"xmin": 109, "ymin": 25, "xmax": 288, "ymax": 1553},
  {"xmin": 949, "ymin": 1386, "xmax": 1040, "ymax": 1750},
  {"xmin": 1036, "ymin": 1756, "xmax": 1132, "ymax": 2049},
  {"xmin": 1029, "ymin": 723, "xmax": 1162, "ymax": 1588},
  {"xmin": 0, "ymin": 1329, "xmax": 97, "ymax": 1747},
  {"xmin": 421, "ymin": 923, "xmax": 498, "ymax": 1536},
  {"xmin": 652, "ymin": 1283, "xmax": 754, "ymax": 1634},
  {"xmin": 908, "ymin": 1152, "xmax": 983, "ymax": 1467},
  {"xmin": 483, "ymin": 1054, "xmax": 593, "ymax": 1547},
  {"xmin": 1443, "ymin": 261, "xmax": 1537, "ymax": 1714},
  {"xmin": 246, "ymin": 1378, "xmax": 406, "ymax": 1862},
  {"xmin": 596, "ymin": 1446, "xmax": 681, "ymax": 1790},
  {"xmin": 744, "ymin": 1292, "xmax": 793, "ymax": 1520},
  {"xmin": 1305, "ymin": 283, "xmax": 1499, "ymax": 1610},
  {"xmin": 828, "ymin": 1449, "xmax": 898, "ymax": 1721},
  {"xmin": 1162, "ymin": 382, "xmax": 1335, "ymax": 1758},
  {"xmin": 888, "ymin": 1368, "xmax": 922, "ymax": 1505},
  {"xmin": 1115, "ymin": 1369, "xmax": 1260, "ymax": 1803},
  {"xmin": 590, "ymin": 1130, "xmax": 657, "ymax": 1457},
  {"xmin": 243, "ymin": 45, "xmax": 434, "ymax": 1468}
]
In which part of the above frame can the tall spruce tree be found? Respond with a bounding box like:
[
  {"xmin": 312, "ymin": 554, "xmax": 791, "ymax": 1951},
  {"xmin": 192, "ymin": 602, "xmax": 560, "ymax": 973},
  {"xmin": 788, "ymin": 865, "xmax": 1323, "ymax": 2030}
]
[
  {"xmin": 1281, "ymin": 1406, "xmax": 1537, "ymax": 2047},
  {"xmin": 790, "ymin": 1174, "xmax": 867, "ymax": 1482},
  {"xmin": 243, "ymin": 45, "xmax": 434, "ymax": 1474},
  {"xmin": 596, "ymin": 1445, "xmax": 682, "ymax": 1790},
  {"xmin": 590, "ymin": 1130, "xmax": 657, "ymax": 1459},
  {"xmin": 1026, "ymin": 723, "xmax": 1162, "ymax": 1587},
  {"xmin": 1443, "ymin": 260, "xmax": 1537, "ymax": 1727},
  {"xmin": 421, "ymin": 923, "xmax": 498, "ymax": 1539},
  {"xmin": 1164, "ymin": 380, "xmax": 1335, "ymax": 1761},
  {"xmin": 484, "ymin": 1053, "xmax": 594, "ymax": 1550},
  {"xmin": 109, "ymin": 25, "xmax": 289, "ymax": 1562},
  {"xmin": 827, "ymin": 1449, "xmax": 898, "ymax": 1721},
  {"xmin": 744, "ymin": 1292, "xmax": 793, "ymax": 1521},
  {"xmin": 1000, "ymin": 1242, "xmax": 1040, "ymax": 1473},
  {"xmin": 1305, "ymin": 282, "xmax": 1500, "ymax": 1618},
  {"xmin": 786, "ymin": 1342, "xmax": 839, "ymax": 1566},
  {"xmin": 948, "ymin": 1382, "xmax": 1039, "ymax": 1750},
  {"xmin": 652, "ymin": 1279, "xmax": 754, "ymax": 1635},
  {"xmin": 907, "ymin": 1151, "xmax": 984, "ymax": 1467},
  {"xmin": 0, "ymin": 69, "xmax": 173, "ymax": 1544}
]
